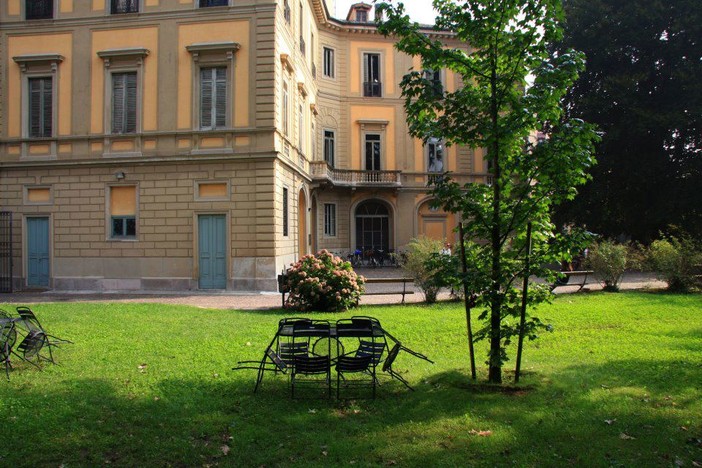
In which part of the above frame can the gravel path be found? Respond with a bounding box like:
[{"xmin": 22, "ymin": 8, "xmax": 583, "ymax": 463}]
[{"xmin": 0, "ymin": 271, "xmax": 666, "ymax": 310}]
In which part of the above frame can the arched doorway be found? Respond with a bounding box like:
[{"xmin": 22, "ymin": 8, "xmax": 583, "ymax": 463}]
[
  {"xmin": 354, "ymin": 200, "xmax": 392, "ymax": 253},
  {"xmin": 298, "ymin": 189, "xmax": 307, "ymax": 257}
]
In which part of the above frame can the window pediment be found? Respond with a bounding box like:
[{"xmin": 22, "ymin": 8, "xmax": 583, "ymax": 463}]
[
  {"xmin": 186, "ymin": 42, "xmax": 241, "ymax": 62},
  {"xmin": 13, "ymin": 53, "xmax": 64, "ymax": 72},
  {"xmin": 97, "ymin": 48, "xmax": 150, "ymax": 68}
]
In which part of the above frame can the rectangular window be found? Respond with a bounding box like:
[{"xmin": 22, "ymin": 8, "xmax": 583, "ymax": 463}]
[
  {"xmin": 200, "ymin": 67, "xmax": 227, "ymax": 130},
  {"xmin": 363, "ymin": 53, "xmax": 382, "ymax": 97},
  {"xmin": 28, "ymin": 77, "xmax": 53, "ymax": 138},
  {"xmin": 110, "ymin": 186, "xmax": 137, "ymax": 239},
  {"xmin": 111, "ymin": 0, "xmax": 138, "ymax": 13},
  {"xmin": 427, "ymin": 138, "xmax": 444, "ymax": 173},
  {"xmin": 323, "ymin": 47, "xmax": 335, "ymax": 78},
  {"xmin": 425, "ymin": 68, "xmax": 443, "ymax": 96},
  {"xmin": 282, "ymin": 187, "xmax": 289, "ymax": 237},
  {"xmin": 324, "ymin": 130, "xmax": 335, "ymax": 167},
  {"xmin": 199, "ymin": 0, "xmax": 227, "ymax": 7},
  {"xmin": 282, "ymin": 82, "xmax": 289, "ymax": 135},
  {"xmin": 112, "ymin": 72, "xmax": 137, "ymax": 134},
  {"xmin": 298, "ymin": 103, "xmax": 305, "ymax": 153},
  {"xmin": 356, "ymin": 10, "xmax": 368, "ymax": 22},
  {"xmin": 365, "ymin": 134, "xmax": 381, "ymax": 171},
  {"xmin": 299, "ymin": 2, "xmax": 306, "ymax": 56},
  {"xmin": 324, "ymin": 204, "xmax": 337, "ymax": 237},
  {"xmin": 283, "ymin": 0, "xmax": 291, "ymax": 24},
  {"xmin": 26, "ymin": 0, "xmax": 53, "ymax": 19},
  {"xmin": 310, "ymin": 32, "xmax": 316, "ymax": 77}
]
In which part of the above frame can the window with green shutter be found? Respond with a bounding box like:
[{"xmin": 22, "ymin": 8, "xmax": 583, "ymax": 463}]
[
  {"xmin": 112, "ymin": 72, "xmax": 137, "ymax": 134},
  {"xmin": 200, "ymin": 67, "xmax": 227, "ymax": 130},
  {"xmin": 28, "ymin": 77, "xmax": 52, "ymax": 138}
]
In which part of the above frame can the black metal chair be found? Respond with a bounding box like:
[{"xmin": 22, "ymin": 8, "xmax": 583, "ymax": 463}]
[
  {"xmin": 290, "ymin": 320, "xmax": 332, "ymax": 399},
  {"xmin": 16, "ymin": 306, "xmax": 72, "ymax": 347},
  {"xmin": 1, "ymin": 320, "xmax": 17, "ymax": 380},
  {"xmin": 335, "ymin": 318, "xmax": 382, "ymax": 398},
  {"xmin": 12, "ymin": 330, "xmax": 49, "ymax": 370}
]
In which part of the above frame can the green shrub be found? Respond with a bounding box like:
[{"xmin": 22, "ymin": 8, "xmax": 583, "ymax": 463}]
[
  {"xmin": 400, "ymin": 236, "xmax": 446, "ymax": 303},
  {"xmin": 587, "ymin": 240, "xmax": 629, "ymax": 292},
  {"xmin": 648, "ymin": 235, "xmax": 701, "ymax": 292},
  {"xmin": 285, "ymin": 250, "xmax": 365, "ymax": 311}
]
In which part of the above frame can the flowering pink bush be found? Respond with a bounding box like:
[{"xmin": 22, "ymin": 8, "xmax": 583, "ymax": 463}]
[{"xmin": 285, "ymin": 250, "xmax": 365, "ymax": 311}]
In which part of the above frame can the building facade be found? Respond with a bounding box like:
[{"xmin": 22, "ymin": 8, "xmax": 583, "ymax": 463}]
[{"xmin": 0, "ymin": 0, "xmax": 489, "ymax": 292}]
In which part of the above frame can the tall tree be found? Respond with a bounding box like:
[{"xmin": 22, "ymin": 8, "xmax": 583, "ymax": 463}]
[
  {"xmin": 378, "ymin": 0, "xmax": 598, "ymax": 383},
  {"xmin": 555, "ymin": 0, "xmax": 702, "ymax": 242}
]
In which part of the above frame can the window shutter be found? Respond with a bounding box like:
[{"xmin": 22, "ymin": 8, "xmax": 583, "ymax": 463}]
[
  {"xmin": 29, "ymin": 79, "xmax": 42, "ymax": 137},
  {"xmin": 200, "ymin": 68, "xmax": 213, "ymax": 129},
  {"xmin": 124, "ymin": 72, "xmax": 137, "ymax": 133},
  {"xmin": 41, "ymin": 78, "xmax": 52, "ymax": 137},
  {"xmin": 214, "ymin": 67, "xmax": 227, "ymax": 128},
  {"xmin": 112, "ymin": 74, "xmax": 125, "ymax": 133}
]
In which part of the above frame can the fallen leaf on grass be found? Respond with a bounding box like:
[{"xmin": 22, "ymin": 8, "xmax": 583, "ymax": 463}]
[
  {"xmin": 308, "ymin": 409, "xmax": 317, "ymax": 414},
  {"xmin": 604, "ymin": 419, "xmax": 616, "ymax": 425},
  {"xmin": 691, "ymin": 460, "xmax": 701, "ymax": 467},
  {"xmin": 469, "ymin": 430, "xmax": 493, "ymax": 437},
  {"xmin": 619, "ymin": 433, "xmax": 636, "ymax": 440},
  {"xmin": 321, "ymin": 451, "xmax": 328, "ymax": 457},
  {"xmin": 221, "ymin": 445, "xmax": 230, "ymax": 456}
]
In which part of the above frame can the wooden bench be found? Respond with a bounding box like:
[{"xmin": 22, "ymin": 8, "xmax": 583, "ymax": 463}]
[
  {"xmin": 363, "ymin": 277, "xmax": 415, "ymax": 304},
  {"xmin": 550, "ymin": 270, "xmax": 594, "ymax": 292}
]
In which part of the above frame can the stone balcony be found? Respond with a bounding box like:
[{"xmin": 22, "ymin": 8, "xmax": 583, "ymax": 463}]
[{"xmin": 310, "ymin": 161, "xmax": 493, "ymax": 189}]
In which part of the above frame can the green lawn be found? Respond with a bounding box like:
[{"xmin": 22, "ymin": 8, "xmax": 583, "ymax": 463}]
[{"xmin": 1, "ymin": 292, "xmax": 701, "ymax": 467}]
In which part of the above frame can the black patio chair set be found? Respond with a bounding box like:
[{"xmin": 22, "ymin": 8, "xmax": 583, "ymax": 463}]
[
  {"xmin": 233, "ymin": 316, "xmax": 433, "ymax": 399},
  {"xmin": 0, "ymin": 306, "xmax": 71, "ymax": 380}
]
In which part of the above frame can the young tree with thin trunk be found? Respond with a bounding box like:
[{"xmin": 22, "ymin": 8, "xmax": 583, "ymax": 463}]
[{"xmin": 377, "ymin": 0, "xmax": 598, "ymax": 383}]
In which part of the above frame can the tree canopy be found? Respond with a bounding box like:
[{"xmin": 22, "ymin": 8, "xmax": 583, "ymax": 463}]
[{"xmin": 555, "ymin": 0, "xmax": 702, "ymax": 242}]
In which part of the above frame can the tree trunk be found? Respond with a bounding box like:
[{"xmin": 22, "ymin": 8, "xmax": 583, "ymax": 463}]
[
  {"xmin": 458, "ymin": 222, "xmax": 477, "ymax": 380},
  {"xmin": 488, "ymin": 62, "xmax": 502, "ymax": 384}
]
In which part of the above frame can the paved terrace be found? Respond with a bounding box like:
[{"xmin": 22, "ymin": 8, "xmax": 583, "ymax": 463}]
[{"xmin": 0, "ymin": 270, "xmax": 665, "ymax": 311}]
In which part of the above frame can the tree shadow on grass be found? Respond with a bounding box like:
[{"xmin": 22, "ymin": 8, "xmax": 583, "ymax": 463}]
[{"xmin": 2, "ymin": 354, "xmax": 701, "ymax": 467}]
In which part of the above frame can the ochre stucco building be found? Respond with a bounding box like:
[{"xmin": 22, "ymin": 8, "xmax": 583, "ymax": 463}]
[{"xmin": 0, "ymin": 0, "xmax": 489, "ymax": 292}]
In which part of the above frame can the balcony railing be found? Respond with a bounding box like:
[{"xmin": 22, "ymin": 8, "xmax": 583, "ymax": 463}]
[
  {"xmin": 363, "ymin": 81, "xmax": 382, "ymax": 97},
  {"xmin": 310, "ymin": 162, "xmax": 400, "ymax": 187},
  {"xmin": 310, "ymin": 162, "xmax": 494, "ymax": 188}
]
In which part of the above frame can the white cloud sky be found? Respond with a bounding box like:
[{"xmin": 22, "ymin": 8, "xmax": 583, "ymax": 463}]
[{"xmin": 334, "ymin": 0, "xmax": 437, "ymax": 24}]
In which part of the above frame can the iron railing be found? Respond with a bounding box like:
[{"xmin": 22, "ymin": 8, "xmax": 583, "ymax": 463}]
[{"xmin": 0, "ymin": 212, "xmax": 12, "ymax": 293}]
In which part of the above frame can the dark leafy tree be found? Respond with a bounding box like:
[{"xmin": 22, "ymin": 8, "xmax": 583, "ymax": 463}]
[
  {"xmin": 377, "ymin": 0, "xmax": 598, "ymax": 383},
  {"xmin": 555, "ymin": 0, "xmax": 702, "ymax": 242}
]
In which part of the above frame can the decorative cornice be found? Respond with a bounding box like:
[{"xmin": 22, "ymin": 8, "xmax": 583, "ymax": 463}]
[
  {"xmin": 186, "ymin": 42, "xmax": 240, "ymax": 62},
  {"xmin": 97, "ymin": 47, "xmax": 150, "ymax": 67},
  {"xmin": 13, "ymin": 53, "xmax": 64, "ymax": 72}
]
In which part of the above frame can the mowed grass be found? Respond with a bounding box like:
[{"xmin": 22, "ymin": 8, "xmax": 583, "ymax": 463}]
[{"xmin": 1, "ymin": 292, "xmax": 701, "ymax": 467}]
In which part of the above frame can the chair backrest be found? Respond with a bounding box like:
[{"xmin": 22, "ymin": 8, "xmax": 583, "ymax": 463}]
[
  {"xmin": 336, "ymin": 354, "xmax": 372, "ymax": 373},
  {"xmin": 16, "ymin": 307, "xmax": 43, "ymax": 334},
  {"xmin": 294, "ymin": 354, "xmax": 330, "ymax": 375},
  {"xmin": 0, "ymin": 322, "xmax": 17, "ymax": 360},
  {"xmin": 356, "ymin": 340, "xmax": 386, "ymax": 365},
  {"xmin": 382, "ymin": 343, "xmax": 401, "ymax": 372},
  {"xmin": 0, "ymin": 309, "xmax": 11, "ymax": 319},
  {"xmin": 279, "ymin": 341, "xmax": 308, "ymax": 364},
  {"xmin": 17, "ymin": 331, "xmax": 47, "ymax": 360},
  {"xmin": 265, "ymin": 348, "xmax": 288, "ymax": 372}
]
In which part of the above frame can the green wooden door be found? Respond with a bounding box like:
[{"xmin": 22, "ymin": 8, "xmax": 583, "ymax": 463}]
[
  {"xmin": 198, "ymin": 215, "xmax": 226, "ymax": 289},
  {"xmin": 27, "ymin": 217, "xmax": 50, "ymax": 287}
]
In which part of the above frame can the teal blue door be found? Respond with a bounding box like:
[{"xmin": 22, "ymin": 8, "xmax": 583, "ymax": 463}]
[
  {"xmin": 198, "ymin": 215, "xmax": 227, "ymax": 289},
  {"xmin": 27, "ymin": 217, "xmax": 50, "ymax": 287}
]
